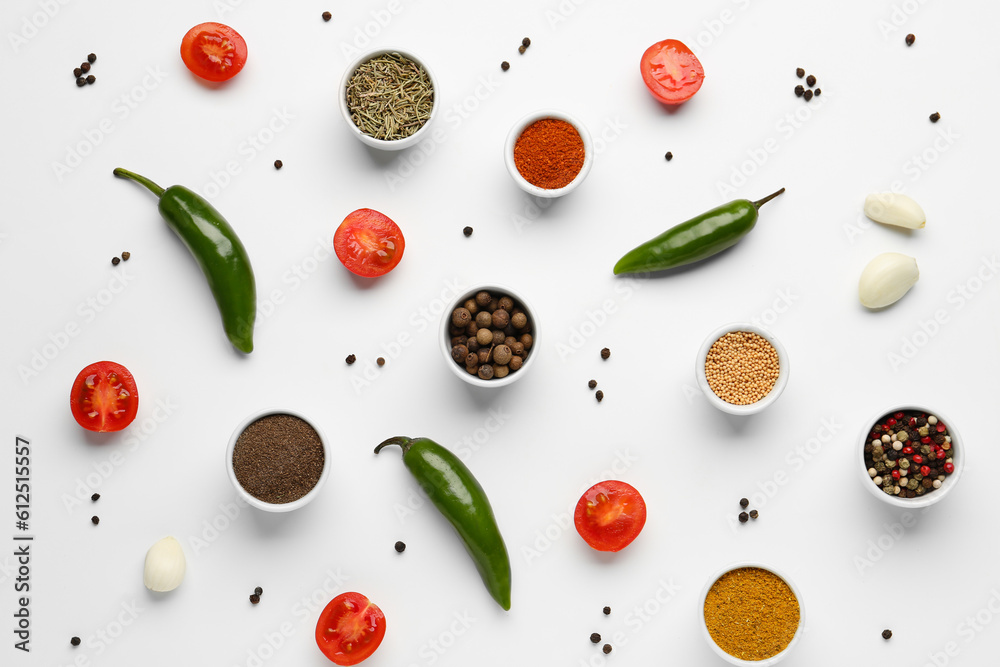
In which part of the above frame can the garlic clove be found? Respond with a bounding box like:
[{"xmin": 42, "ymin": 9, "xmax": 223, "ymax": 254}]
[
  {"xmin": 864, "ymin": 193, "xmax": 926, "ymax": 229},
  {"xmin": 859, "ymin": 252, "xmax": 919, "ymax": 308},
  {"xmin": 143, "ymin": 536, "xmax": 186, "ymax": 592}
]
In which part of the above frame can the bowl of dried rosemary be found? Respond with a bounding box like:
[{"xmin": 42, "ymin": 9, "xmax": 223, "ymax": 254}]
[{"xmin": 339, "ymin": 48, "xmax": 438, "ymax": 151}]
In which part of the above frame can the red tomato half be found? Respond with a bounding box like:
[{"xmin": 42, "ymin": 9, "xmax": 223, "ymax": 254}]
[
  {"xmin": 640, "ymin": 39, "xmax": 704, "ymax": 104},
  {"xmin": 574, "ymin": 480, "xmax": 647, "ymax": 552},
  {"xmin": 180, "ymin": 22, "xmax": 248, "ymax": 82},
  {"xmin": 316, "ymin": 592, "xmax": 386, "ymax": 665},
  {"xmin": 69, "ymin": 361, "xmax": 139, "ymax": 433},
  {"xmin": 333, "ymin": 209, "xmax": 405, "ymax": 278}
]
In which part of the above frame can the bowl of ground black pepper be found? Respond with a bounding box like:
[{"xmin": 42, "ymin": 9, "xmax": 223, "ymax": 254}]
[
  {"xmin": 227, "ymin": 409, "xmax": 330, "ymax": 512},
  {"xmin": 339, "ymin": 48, "xmax": 438, "ymax": 151},
  {"xmin": 504, "ymin": 110, "xmax": 593, "ymax": 198},
  {"xmin": 696, "ymin": 323, "xmax": 789, "ymax": 415},
  {"xmin": 700, "ymin": 563, "xmax": 804, "ymax": 665},
  {"xmin": 858, "ymin": 405, "xmax": 964, "ymax": 508},
  {"xmin": 440, "ymin": 284, "xmax": 539, "ymax": 387}
]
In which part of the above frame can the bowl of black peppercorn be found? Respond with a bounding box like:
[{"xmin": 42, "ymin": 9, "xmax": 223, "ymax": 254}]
[{"xmin": 441, "ymin": 285, "xmax": 539, "ymax": 387}]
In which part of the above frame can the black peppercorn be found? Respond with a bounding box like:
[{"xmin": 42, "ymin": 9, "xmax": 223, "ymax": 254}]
[
  {"xmin": 739, "ymin": 497, "xmax": 749, "ymax": 508},
  {"xmin": 463, "ymin": 225, "xmax": 473, "ymax": 236},
  {"xmin": 86, "ymin": 75, "xmax": 96, "ymax": 85},
  {"xmin": 274, "ymin": 160, "xmax": 283, "ymax": 169},
  {"xmin": 795, "ymin": 67, "xmax": 805, "ymax": 78},
  {"xmin": 376, "ymin": 357, "xmax": 385, "ymax": 367},
  {"xmin": 749, "ymin": 509, "xmax": 759, "ymax": 519},
  {"xmin": 522, "ymin": 37, "xmax": 531, "ymax": 47},
  {"xmin": 71, "ymin": 636, "xmax": 81, "ymax": 646},
  {"xmin": 803, "ymin": 90, "xmax": 813, "ymax": 101},
  {"xmin": 111, "ymin": 257, "xmax": 120, "ymax": 266},
  {"xmin": 81, "ymin": 62, "xmax": 91, "ymax": 73},
  {"xmin": 814, "ymin": 88, "xmax": 821, "ymax": 96},
  {"xmin": 590, "ymin": 633, "xmax": 601, "ymax": 643},
  {"xmin": 518, "ymin": 45, "xmax": 526, "ymax": 55},
  {"xmin": 595, "ymin": 390, "xmax": 604, "ymax": 402},
  {"xmin": 88, "ymin": 53, "xmax": 97, "ymax": 63},
  {"xmin": 254, "ymin": 586, "xmax": 263, "ymax": 596},
  {"xmin": 794, "ymin": 85, "xmax": 804, "ymax": 97},
  {"xmin": 929, "ymin": 112, "xmax": 941, "ymax": 123},
  {"xmin": 882, "ymin": 629, "xmax": 892, "ymax": 640},
  {"xmin": 91, "ymin": 493, "xmax": 100, "ymax": 501},
  {"xmin": 805, "ymin": 74, "xmax": 816, "ymax": 87},
  {"xmin": 322, "ymin": 11, "xmax": 332, "ymax": 21},
  {"xmin": 602, "ymin": 644, "xmax": 612, "ymax": 655},
  {"xmin": 394, "ymin": 541, "xmax": 406, "ymax": 553},
  {"xmin": 250, "ymin": 594, "xmax": 260, "ymax": 604},
  {"xmin": 76, "ymin": 77, "xmax": 86, "ymax": 87},
  {"xmin": 74, "ymin": 67, "xmax": 82, "ymax": 77},
  {"xmin": 905, "ymin": 34, "xmax": 915, "ymax": 46},
  {"xmin": 121, "ymin": 251, "xmax": 130, "ymax": 261},
  {"xmin": 601, "ymin": 347, "xmax": 610, "ymax": 360},
  {"xmin": 588, "ymin": 379, "xmax": 597, "ymax": 389},
  {"xmin": 738, "ymin": 512, "xmax": 748, "ymax": 523},
  {"xmin": 501, "ymin": 61, "xmax": 510, "ymax": 71},
  {"xmin": 91, "ymin": 516, "xmax": 100, "ymax": 525},
  {"xmin": 346, "ymin": 354, "xmax": 356, "ymax": 365},
  {"xmin": 664, "ymin": 151, "xmax": 673, "ymax": 161},
  {"xmin": 603, "ymin": 606, "xmax": 611, "ymax": 615}
]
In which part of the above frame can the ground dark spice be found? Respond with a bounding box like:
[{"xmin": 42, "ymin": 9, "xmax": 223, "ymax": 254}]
[
  {"xmin": 232, "ymin": 414, "xmax": 324, "ymax": 504},
  {"xmin": 513, "ymin": 118, "xmax": 585, "ymax": 189}
]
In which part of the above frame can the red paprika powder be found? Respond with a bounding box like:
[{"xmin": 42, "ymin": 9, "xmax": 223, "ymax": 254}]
[{"xmin": 513, "ymin": 118, "xmax": 585, "ymax": 189}]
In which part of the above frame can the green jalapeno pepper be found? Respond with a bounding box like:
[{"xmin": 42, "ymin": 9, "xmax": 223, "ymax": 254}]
[
  {"xmin": 113, "ymin": 168, "xmax": 256, "ymax": 353},
  {"xmin": 613, "ymin": 188, "xmax": 785, "ymax": 275},
  {"xmin": 375, "ymin": 436, "xmax": 511, "ymax": 610}
]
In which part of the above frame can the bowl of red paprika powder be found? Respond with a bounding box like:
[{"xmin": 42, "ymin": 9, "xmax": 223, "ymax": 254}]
[{"xmin": 504, "ymin": 110, "xmax": 593, "ymax": 198}]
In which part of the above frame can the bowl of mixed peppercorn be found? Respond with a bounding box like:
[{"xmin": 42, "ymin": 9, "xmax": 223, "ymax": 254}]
[{"xmin": 859, "ymin": 406, "xmax": 964, "ymax": 508}]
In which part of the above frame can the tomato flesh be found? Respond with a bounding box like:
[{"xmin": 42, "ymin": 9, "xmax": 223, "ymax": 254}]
[
  {"xmin": 316, "ymin": 592, "xmax": 386, "ymax": 665},
  {"xmin": 180, "ymin": 22, "xmax": 247, "ymax": 82},
  {"xmin": 640, "ymin": 39, "xmax": 704, "ymax": 104},
  {"xmin": 70, "ymin": 361, "xmax": 139, "ymax": 433},
  {"xmin": 333, "ymin": 209, "xmax": 405, "ymax": 278},
  {"xmin": 574, "ymin": 480, "xmax": 647, "ymax": 552}
]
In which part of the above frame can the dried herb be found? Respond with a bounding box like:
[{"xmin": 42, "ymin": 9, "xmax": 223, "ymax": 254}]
[{"xmin": 346, "ymin": 53, "xmax": 434, "ymax": 141}]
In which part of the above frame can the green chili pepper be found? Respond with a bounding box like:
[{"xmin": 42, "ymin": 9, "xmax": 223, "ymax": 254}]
[
  {"xmin": 613, "ymin": 188, "xmax": 785, "ymax": 275},
  {"xmin": 113, "ymin": 168, "xmax": 256, "ymax": 353},
  {"xmin": 375, "ymin": 436, "xmax": 511, "ymax": 610}
]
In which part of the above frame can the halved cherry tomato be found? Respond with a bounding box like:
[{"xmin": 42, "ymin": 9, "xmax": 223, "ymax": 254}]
[
  {"xmin": 640, "ymin": 39, "xmax": 704, "ymax": 105},
  {"xmin": 69, "ymin": 361, "xmax": 139, "ymax": 433},
  {"xmin": 333, "ymin": 209, "xmax": 405, "ymax": 278},
  {"xmin": 315, "ymin": 592, "xmax": 386, "ymax": 666},
  {"xmin": 180, "ymin": 22, "xmax": 248, "ymax": 82},
  {"xmin": 574, "ymin": 480, "xmax": 647, "ymax": 552}
]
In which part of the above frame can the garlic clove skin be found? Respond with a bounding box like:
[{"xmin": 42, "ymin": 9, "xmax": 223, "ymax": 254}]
[
  {"xmin": 864, "ymin": 193, "xmax": 926, "ymax": 229},
  {"xmin": 859, "ymin": 252, "xmax": 919, "ymax": 309},
  {"xmin": 143, "ymin": 536, "xmax": 186, "ymax": 592}
]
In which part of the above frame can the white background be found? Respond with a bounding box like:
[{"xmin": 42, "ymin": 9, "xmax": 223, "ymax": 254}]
[{"xmin": 2, "ymin": 0, "xmax": 999, "ymax": 666}]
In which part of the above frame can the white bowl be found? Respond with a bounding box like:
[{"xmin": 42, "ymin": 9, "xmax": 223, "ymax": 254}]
[
  {"xmin": 696, "ymin": 323, "xmax": 789, "ymax": 415},
  {"xmin": 857, "ymin": 405, "xmax": 964, "ymax": 509},
  {"xmin": 503, "ymin": 109, "xmax": 593, "ymax": 198},
  {"xmin": 338, "ymin": 48, "xmax": 438, "ymax": 151},
  {"xmin": 700, "ymin": 562, "xmax": 804, "ymax": 666},
  {"xmin": 226, "ymin": 408, "xmax": 331, "ymax": 512},
  {"xmin": 440, "ymin": 284, "xmax": 539, "ymax": 388}
]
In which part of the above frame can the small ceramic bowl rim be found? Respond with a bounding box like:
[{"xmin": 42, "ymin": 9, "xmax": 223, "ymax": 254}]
[
  {"xmin": 503, "ymin": 109, "xmax": 594, "ymax": 198},
  {"xmin": 338, "ymin": 47, "xmax": 439, "ymax": 151},
  {"xmin": 857, "ymin": 404, "xmax": 964, "ymax": 509},
  {"xmin": 440, "ymin": 284, "xmax": 539, "ymax": 388},
  {"xmin": 699, "ymin": 562, "xmax": 805, "ymax": 667},
  {"xmin": 695, "ymin": 322, "xmax": 790, "ymax": 415},
  {"xmin": 226, "ymin": 408, "xmax": 331, "ymax": 513}
]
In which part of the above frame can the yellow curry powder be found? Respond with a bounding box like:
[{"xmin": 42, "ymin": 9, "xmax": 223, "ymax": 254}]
[{"xmin": 703, "ymin": 567, "xmax": 800, "ymax": 661}]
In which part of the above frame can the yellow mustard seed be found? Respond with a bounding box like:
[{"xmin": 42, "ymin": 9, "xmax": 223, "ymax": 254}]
[{"xmin": 704, "ymin": 331, "xmax": 779, "ymax": 404}]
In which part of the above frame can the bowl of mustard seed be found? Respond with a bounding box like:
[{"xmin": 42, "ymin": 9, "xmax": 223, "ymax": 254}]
[
  {"xmin": 339, "ymin": 48, "xmax": 438, "ymax": 151},
  {"xmin": 696, "ymin": 323, "xmax": 789, "ymax": 415}
]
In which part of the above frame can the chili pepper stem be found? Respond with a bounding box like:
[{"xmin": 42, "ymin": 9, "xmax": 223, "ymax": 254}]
[
  {"xmin": 374, "ymin": 436, "xmax": 414, "ymax": 456},
  {"xmin": 113, "ymin": 168, "xmax": 166, "ymax": 198},
  {"xmin": 752, "ymin": 187, "xmax": 786, "ymax": 210}
]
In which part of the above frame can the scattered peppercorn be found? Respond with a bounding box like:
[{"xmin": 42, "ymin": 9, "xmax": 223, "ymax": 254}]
[
  {"xmin": 882, "ymin": 629, "xmax": 892, "ymax": 640},
  {"xmin": 121, "ymin": 251, "xmax": 130, "ymax": 261},
  {"xmin": 905, "ymin": 33, "xmax": 915, "ymax": 46},
  {"xmin": 274, "ymin": 160, "xmax": 283, "ymax": 169},
  {"xmin": 590, "ymin": 633, "xmax": 601, "ymax": 644},
  {"xmin": 111, "ymin": 257, "xmax": 120, "ymax": 266},
  {"xmin": 71, "ymin": 636, "xmax": 81, "ymax": 646},
  {"xmin": 738, "ymin": 512, "xmax": 749, "ymax": 523},
  {"xmin": 254, "ymin": 586, "xmax": 263, "ymax": 596},
  {"xmin": 749, "ymin": 509, "xmax": 759, "ymax": 519},
  {"xmin": 794, "ymin": 85, "xmax": 804, "ymax": 97},
  {"xmin": 346, "ymin": 354, "xmax": 356, "ymax": 365},
  {"xmin": 522, "ymin": 37, "xmax": 531, "ymax": 47},
  {"xmin": 595, "ymin": 390, "xmax": 604, "ymax": 402},
  {"xmin": 603, "ymin": 644, "xmax": 612, "ymax": 655},
  {"xmin": 394, "ymin": 540, "xmax": 406, "ymax": 553},
  {"xmin": 803, "ymin": 90, "xmax": 813, "ymax": 101},
  {"xmin": 76, "ymin": 77, "xmax": 86, "ymax": 87},
  {"xmin": 463, "ymin": 226, "xmax": 473, "ymax": 236},
  {"xmin": 322, "ymin": 11, "xmax": 332, "ymax": 21},
  {"xmin": 81, "ymin": 62, "xmax": 91, "ymax": 74},
  {"xmin": 603, "ymin": 606, "xmax": 611, "ymax": 615},
  {"xmin": 377, "ymin": 357, "xmax": 385, "ymax": 367},
  {"xmin": 86, "ymin": 75, "xmax": 96, "ymax": 85},
  {"xmin": 588, "ymin": 379, "xmax": 597, "ymax": 389},
  {"xmin": 930, "ymin": 112, "xmax": 941, "ymax": 123},
  {"xmin": 814, "ymin": 88, "xmax": 821, "ymax": 96},
  {"xmin": 91, "ymin": 493, "xmax": 100, "ymax": 501},
  {"xmin": 795, "ymin": 67, "xmax": 805, "ymax": 78},
  {"xmin": 501, "ymin": 61, "xmax": 510, "ymax": 71},
  {"xmin": 91, "ymin": 516, "xmax": 100, "ymax": 525},
  {"xmin": 88, "ymin": 53, "xmax": 97, "ymax": 63},
  {"xmin": 518, "ymin": 45, "xmax": 526, "ymax": 55},
  {"xmin": 74, "ymin": 67, "xmax": 82, "ymax": 77},
  {"xmin": 664, "ymin": 151, "xmax": 673, "ymax": 161},
  {"xmin": 805, "ymin": 74, "xmax": 816, "ymax": 87},
  {"xmin": 739, "ymin": 497, "xmax": 749, "ymax": 508},
  {"xmin": 601, "ymin": 347, "xmax": 610, "ymax": 360},
  {"xmin": 250, "ymin": 594, "xmax": 260, "ymax": 604}
]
